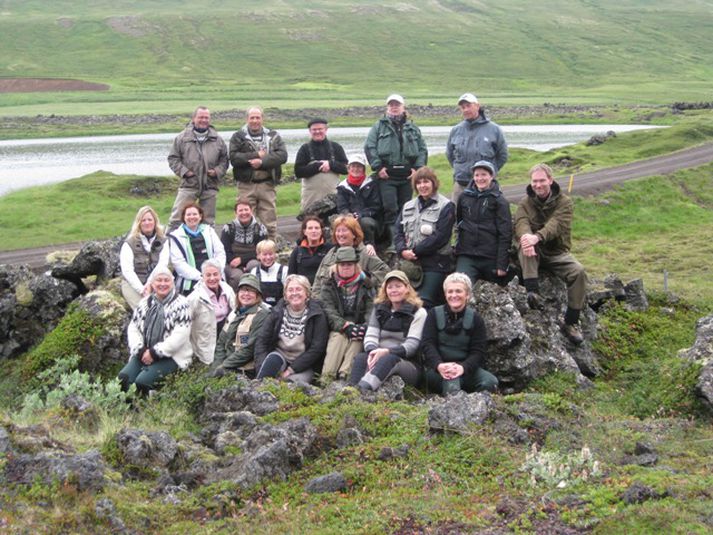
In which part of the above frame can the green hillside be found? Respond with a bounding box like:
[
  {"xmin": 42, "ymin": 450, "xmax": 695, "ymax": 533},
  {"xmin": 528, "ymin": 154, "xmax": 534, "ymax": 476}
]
[{"xmin": 1, "ymin": 0, "xmax": 712, "ymax": 116}]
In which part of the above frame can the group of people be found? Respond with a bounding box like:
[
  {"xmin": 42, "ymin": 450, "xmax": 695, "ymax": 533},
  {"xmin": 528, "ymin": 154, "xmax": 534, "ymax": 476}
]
[{"xmin": 118, "ymin": 93, "xmax": 588, "ymax": 396}]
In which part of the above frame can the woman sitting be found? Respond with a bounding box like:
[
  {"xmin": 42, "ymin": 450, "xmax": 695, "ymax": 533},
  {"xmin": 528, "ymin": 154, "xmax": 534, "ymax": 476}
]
[
  {"xmin": 118, "ymin": 267, "xmax": 192, "ymax": 396},
  {"xmin": 421, "ymin": 273, "xmax": 498, "ymax": 395},
  {"xmin": 119, "ymin": 205, "xmax": 169, "ymax": 309},
  {"xmin": 348, "ymin": 270, "xmax": 427, "ymax": 392},
  {"xmin": 319, "ymin": 246, "xmax": 375, "ymax": 381},
  {"xmin": 311, "ymin": 215, "xmax": 389, "ymax": 296},
  {"xmin": 187, "ymin": 259, "xmax": 236, "ymax": 366},
  {"xmin": 455, "ymin": 160, "xmax": 512, "ymax": 285},
  {"xmin": 254, "ymin": 274, "xmax": 329, "ymax": 384},
  {"xmin": 287, "ymin": 215, "xmax": 333, "ymax": 285},
  {"xmin": 395, "ymin": 167, "xmax": 455, "ymax": 308},
  {"xmin": 169, "ymin": 202, "xmax": 226, "ymax": 295},
  {"xmin": 212, "ymin": 273, "xmax": 272, "ymax": 378}
]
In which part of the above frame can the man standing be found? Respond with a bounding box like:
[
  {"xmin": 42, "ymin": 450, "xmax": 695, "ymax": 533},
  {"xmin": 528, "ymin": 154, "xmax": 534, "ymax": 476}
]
[
  {"xmin": 229, "ymin": 107, "xmax": 287, "ymax": 240},
  {"xmin": 364, "ymin": 94, "xmax": 428, "ymax": 240},
  {"xmin": 446, "ymin": 93, "xmax": 508, "ymax": 205},
  {"xmin": 294, "ymin": 118, "xmax": 348, "ymax": 210},
  {"xmin": 514, "ymin": 163, "xmax": 587, "ymax": 345},
  {"xmin": 167, "ymin": 106, "xmax": 229, "ymax": 228}
]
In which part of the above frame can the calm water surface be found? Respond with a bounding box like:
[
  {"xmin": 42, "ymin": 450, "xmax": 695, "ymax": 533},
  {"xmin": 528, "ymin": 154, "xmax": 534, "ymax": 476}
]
[{"xmin": 0, "ymin": 124, "xmax": 662, "ymax": 196}]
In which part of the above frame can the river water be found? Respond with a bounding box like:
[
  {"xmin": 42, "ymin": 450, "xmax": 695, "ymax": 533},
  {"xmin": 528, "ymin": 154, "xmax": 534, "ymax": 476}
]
[{"xmin": 0, "ymin": 124, "xmax": 660, "ymax": 196}]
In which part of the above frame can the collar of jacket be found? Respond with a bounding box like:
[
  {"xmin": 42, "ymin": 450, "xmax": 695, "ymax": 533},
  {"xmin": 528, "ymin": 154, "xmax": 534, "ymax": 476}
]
[
  {"xmin": 464, "ymin": 179, "xmax": 503, "ymax": 198},
  {"xmin": 526, "ymin": 180, "xmax": 561, "ymax": 203}
]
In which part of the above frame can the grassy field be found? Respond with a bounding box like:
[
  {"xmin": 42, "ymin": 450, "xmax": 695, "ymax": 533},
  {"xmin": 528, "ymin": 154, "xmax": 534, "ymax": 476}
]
[{"xmin": 1, "ymin": 0, "xmax": 712, "ymax": 119}]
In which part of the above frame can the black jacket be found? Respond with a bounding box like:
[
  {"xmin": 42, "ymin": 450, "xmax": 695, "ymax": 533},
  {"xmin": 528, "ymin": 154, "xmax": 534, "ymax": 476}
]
[
  {"xmin": 336, "ymin": 176, "xmax": 382, "ymax": 221},
  {"xmin": 287, "ymin": 239, "xmax": 334, "ymax": 285},
  {"xmin": 294, "ymin": 139, "xmax": 348, "ymax": 178},
  {"xmin": 254, "ymin": 299, "xmax": 329, "ymax": 373},
  {"xmin": 455, "ymin": 180, "xmax": 512, "ymax": 272}
]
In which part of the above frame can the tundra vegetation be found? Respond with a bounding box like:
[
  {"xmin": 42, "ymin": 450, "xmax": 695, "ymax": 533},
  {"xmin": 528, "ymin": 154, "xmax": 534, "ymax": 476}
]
[{"xmin": 1, "ymin": 1, "xmax": 713, "ymax": 531}]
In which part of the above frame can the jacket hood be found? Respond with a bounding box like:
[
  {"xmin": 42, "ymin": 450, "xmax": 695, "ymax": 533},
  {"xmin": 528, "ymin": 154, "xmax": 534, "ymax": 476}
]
[{"xmin": 464, "ymin": 110, "xmax": 490, "ymax": 127}]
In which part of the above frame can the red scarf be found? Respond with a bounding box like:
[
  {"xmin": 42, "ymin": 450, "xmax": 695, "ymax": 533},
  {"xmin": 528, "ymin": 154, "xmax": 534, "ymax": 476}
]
[
  {"xmin": 336, "ymin": 271, "xmax": 362, "ymax": 288},
  {"xmin": 347, "ymin": 173, "xmax": 366, "ymax": 187}
]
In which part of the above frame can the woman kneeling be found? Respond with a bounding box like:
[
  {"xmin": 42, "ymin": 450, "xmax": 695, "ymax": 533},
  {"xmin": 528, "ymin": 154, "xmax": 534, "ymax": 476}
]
[
  {"xmin": 118, "ymin": 267, "xmax": 193, "ymax": 396},
  {"xmin": 254, "ymin": 274, "xmax": 329, "ymax": 384},
  {"xmin": 421, "ymin": 273, "xmax": 498, "ymax": 395},
  {"xmin": 348, "ymin": 270, "xmax": 427, "ymax": 392}
]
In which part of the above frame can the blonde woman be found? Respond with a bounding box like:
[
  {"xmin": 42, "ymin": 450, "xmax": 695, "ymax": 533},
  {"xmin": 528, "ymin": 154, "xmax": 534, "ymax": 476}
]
[
  {"xmin": 348, "ymin": 270, "xmax": 427, "ymax": 392},
  {"xmin": 254, "ymin": 275, "xmax": 329, "ymax": 384},
  {"xmin": 120, "ymin": 206, "xmax": 169, "ymax": 309}
]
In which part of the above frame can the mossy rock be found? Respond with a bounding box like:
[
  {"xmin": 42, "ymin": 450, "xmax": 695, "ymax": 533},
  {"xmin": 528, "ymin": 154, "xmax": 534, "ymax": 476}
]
[{"xmin": 21, "ymin": 290, "xmax": 129, "ymax": 382}]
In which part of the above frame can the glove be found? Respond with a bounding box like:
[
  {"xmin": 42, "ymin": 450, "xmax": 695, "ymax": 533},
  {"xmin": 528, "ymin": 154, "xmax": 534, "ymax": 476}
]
[{"xmin": 347, "ymin": 323, "xmax": 367, "ymax": 340}]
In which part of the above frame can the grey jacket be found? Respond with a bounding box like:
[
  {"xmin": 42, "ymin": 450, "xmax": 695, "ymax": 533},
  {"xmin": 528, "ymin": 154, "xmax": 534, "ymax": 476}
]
[{"xmin": 446, "ymin": 112, "xmax": 508, "ymax": 185}]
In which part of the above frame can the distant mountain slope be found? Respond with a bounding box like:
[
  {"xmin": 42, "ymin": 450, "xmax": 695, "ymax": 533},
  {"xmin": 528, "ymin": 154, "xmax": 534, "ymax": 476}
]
[{"xmin": 1, "ymin": 0, "xmax": 712, "ymax": 102}]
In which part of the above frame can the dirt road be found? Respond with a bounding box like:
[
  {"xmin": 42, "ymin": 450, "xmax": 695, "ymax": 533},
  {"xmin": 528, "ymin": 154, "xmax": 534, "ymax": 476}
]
[{"xmin": 2, "ymin": 141, "xmax": 711, "ymax": 271}]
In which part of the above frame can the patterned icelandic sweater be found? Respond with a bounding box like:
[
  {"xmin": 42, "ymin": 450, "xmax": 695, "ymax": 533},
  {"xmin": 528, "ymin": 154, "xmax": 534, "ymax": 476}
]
[{"xmin": 127, "ymin": 291, "xmax": 194, "ymax": 369}]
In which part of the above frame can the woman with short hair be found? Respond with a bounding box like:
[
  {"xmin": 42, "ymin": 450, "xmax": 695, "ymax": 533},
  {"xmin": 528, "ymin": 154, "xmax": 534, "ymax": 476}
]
[
  {"xmin": 187, "ymin": 259, "xmax": 236, "ymax": 366},
  {"xmin": 421, "ymin": 272, "xmax": 498, "ymax": 395},
  {"xmin": 120, "ymin": 205, "xmax": 169, "ymax": 309},
  {"xmin": 394, "ymin": 167, "xmax": 455, "ymax": 308},
  {"xmin": 118, "ymin": 267, "xmax": 193, "ymax": 396},
  {"xmin": 254, "ymin": 274, "xmax": 329, "ymax": 384},
  {"xmin": 455, "ymin": 160, "xmax": 512, "ymax": 285},
  {"xmin": 348, "ymin": 270, "xmax": 427, "ymax": 392}
]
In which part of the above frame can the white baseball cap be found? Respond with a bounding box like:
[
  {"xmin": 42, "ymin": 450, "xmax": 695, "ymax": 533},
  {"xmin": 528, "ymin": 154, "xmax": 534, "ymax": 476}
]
[
  {"xmin": 458, "ymin": 93, "xmax": 479, "ymax": 104},
  {"xmin": 347, "ymin": 154, "xmax": 367, "ymax": 166},
  {"xmin": 386, "ymin": 94, "xmax": 405, "ymax": 105}
]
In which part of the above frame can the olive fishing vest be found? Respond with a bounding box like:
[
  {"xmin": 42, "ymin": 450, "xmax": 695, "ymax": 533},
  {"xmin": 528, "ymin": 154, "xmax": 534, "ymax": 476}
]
[
  {"xmin": 399, "ymin": 194, "xmax": 452, "ymax": 255},
  {"xmin": 434, "ymin": 305, "xmax": 476, "ymax": 362}
]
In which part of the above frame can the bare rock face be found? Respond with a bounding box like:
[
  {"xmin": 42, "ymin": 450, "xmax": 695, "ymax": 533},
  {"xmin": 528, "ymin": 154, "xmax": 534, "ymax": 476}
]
[
  {"xmin": 428, "ymin": 391, "xmax": 494, "ymax": 433},
  {"xmin": 208, "ymin": 417, "xmax": 318, "ymax": 489},
  {"xmin": 695, "ymin": 360, "xmax": 713, "ymax": 413},
  {"xmin": 473, "ymin": 274, "xmax": 599, "ymax": 390},
  {"xmin": 0, "ymin": 264, "xmax": 77, "ymax": 359},
  {"xmin": 115, "ymin": 428, "xmax": 178, "ymax": 469},
  {"xmin": 3, "ymin": 450, "xmax": 106, "ymax": 492},
  {"xmin": 51, "ymin": 237, "xmax": 122, "ymax": 293},
  {"xmin": 677, "ymin": 314, "xmax": 713, "ymax": 413},
  {"xmin": 678, "ymin": 314, "xmax": 713, "ymax": 363}
]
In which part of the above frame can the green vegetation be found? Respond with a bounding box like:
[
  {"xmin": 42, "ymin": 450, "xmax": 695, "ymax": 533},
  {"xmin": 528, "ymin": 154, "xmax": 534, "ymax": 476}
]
[
  {"xmin": 1, "ymin": 292, "xmax": 712, "ymax": 532},
  {"xmin": 1, "ymin": 0, "xmax": 712, "ymax": 121}
]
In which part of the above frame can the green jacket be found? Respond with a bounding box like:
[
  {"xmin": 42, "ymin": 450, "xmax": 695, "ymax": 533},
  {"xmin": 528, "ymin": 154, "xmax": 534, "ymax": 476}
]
[
  {"xmin": 364, "ymin": 114, "xmax": 428, "ymax": 173},
  {"xmin": 213, "ymin": 302, "xmax": 271, "ymax": 370},
  {"xmin": 319, "ymin": 274, "xmax": 375, "ymax": 332},
  {"xmin": 514, "ymin": 181, "xmax": 573, "ymax": 256},
  {"xmin": 311, "ymin": 242, "xmax": 389, "ymax": 297}
]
